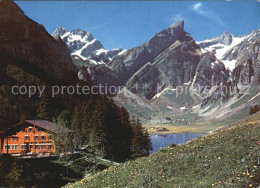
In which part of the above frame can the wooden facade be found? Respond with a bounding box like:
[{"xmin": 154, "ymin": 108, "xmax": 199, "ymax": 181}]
[{"xmin": 0, "ymin": 120, "xmax": 73, "ymax": 156}]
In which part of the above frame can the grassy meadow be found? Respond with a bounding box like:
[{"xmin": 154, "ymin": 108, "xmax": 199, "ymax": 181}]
[{"xmin": 65, "ymin": 112, "xmax": 260, "ymax": 187}]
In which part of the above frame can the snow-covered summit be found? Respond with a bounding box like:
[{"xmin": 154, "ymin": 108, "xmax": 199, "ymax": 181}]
[
  {"xmin": 198, "ymin": 30, "xmax": 260, "ymax": 71},
  {"xmin": 52, "ymin": 27, "xmax": 124, "ymax": 65}
]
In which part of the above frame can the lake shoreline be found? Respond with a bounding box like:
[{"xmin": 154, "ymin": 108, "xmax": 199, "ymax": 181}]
[
  {"xmin": 148, "ymin": 130, "xmax": 207, "ymax": 135},
  {"xmin": 149, "ymin": 133, "xmax": 205, "ymax": 153},
  {"xmin": 145, "ymin": 124, "xmax": 211, "ymax": 135}
]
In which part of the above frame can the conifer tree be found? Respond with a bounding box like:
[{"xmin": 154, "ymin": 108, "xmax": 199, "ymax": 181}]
[
  {"xmin": 71, "ymin": 106, "xmax": 83, "ymax": 148},
  {"xmin": 131, "ymin": 119, "xmax": 152, "ymax": 159},
  {"xmin": 118, "ymin": 107, "xmax": 133, "ymax": 161},
  {"xmin": 5, "ymin": 159, "xmax": 24, "ymax": 188},
  {"xmin": 37, "ymin": 92, "xmax": 52, "ymax": 120}
]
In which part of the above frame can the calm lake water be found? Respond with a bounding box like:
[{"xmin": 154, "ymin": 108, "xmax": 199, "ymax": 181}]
[{"xmin": 150, "ymin": 133, "xmax": 204, "ymax": 153}]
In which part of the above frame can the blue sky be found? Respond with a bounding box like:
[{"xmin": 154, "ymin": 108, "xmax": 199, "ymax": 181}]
[{"xmin": 16, "ymin": 1, "xmax": 260, "ymax": 50}]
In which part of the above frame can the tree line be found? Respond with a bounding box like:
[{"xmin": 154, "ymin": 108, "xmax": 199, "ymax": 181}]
[{"xmin": 0, "ymin": 54, "xmax": 152, "ymax": 162}]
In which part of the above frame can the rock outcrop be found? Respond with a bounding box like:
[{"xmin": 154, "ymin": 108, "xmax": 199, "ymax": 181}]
[
  {"xmin": 192, "ymin": 52, "xmax": 229, "ymax": 99},
  {"xmin": 0, "ymin": 1, "xmax": 76, "ymax": 80},
  {"xmin": 200, "ymin": 35, "xmax": 260, "ymax": 111},
  {"xmin": 89, "ymin": 20, "xmax": 205, "ymax": 99},
  {"xmin": 108, "ymin": 21, "xmax": 189, "ymax": 86}
]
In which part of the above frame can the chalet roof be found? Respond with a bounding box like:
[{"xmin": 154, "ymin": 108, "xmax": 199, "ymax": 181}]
[
  {"xmin": 0, "ymin": 120, "xmax": 74, "ymax": 138},
  {"xmin": 25, "ymin": 120, "xmax": 74, "ymax": 133}
]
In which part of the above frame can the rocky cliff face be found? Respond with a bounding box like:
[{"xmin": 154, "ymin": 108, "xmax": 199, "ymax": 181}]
[
  {"xmin": 192, "ymin": 52, "xmax": 229, "ymax": 99},
  {"xmin": 108, "ymin": 21, "xmax": 190, "ymax": 85},
  {"xmin": 222, "ymin": 30, "xmax": 260, "ymax": 64},
  {"xmin": 52, "ymin": 19, "xmax": 257, "ymax": 121},
  {"xmin": 89, "ymin": 21, "xmax": 204, "ymax": 99},
  {"xmin": 229, "ymin": 37, "xmax": 260, "ymax": 89},
  {"xmin": 200, "ymin": 33, "xmax": 260, "ymax": 114},
  {"xmin": 198, "ymin": 31, "xmax": 245, "ymax": 70},
  {"xmin": 252, "ymin": 42, "xmax": 260, "ymax": 85},
  {"xmin": 52, "ymin": 27, "xmax": 124, "ymax": 65},
  {"xmin": 80, "ymin": 20, "xmax": 236, "ymax": 121},
  {"xmin": 109, "ymin": 24, "xmax": 259, "ymax": 121},
  {"xmin": 125, "ymin": 32, "xmax": 201, "ymax": 99},
  {"xmin": 0, "ymin": 1, "xmax": 76, "ymax": 80}
]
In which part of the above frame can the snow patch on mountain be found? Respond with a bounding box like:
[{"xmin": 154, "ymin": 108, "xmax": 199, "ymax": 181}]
[
  {"xmin": 198, "ymin": 32, "xmax": 245, "ymax": 70},
  {"xmin": 52, "ymin": 27, "xmax": 125, "ymax": 65},
  {"xmin": 70, "ymin": 39, "xmax": 98, "ymax": 61},
  {"xmin": 152, "ymin": 88, "xmax": 177, "ymax": 100},
  {"xmin": 118, "ymin": 49, "xmax": 127, "ymax": 56}
]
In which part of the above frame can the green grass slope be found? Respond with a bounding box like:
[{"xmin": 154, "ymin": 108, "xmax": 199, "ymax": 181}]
[{"xmin": 66, "ymin": 112, "xmax": 260, "ymax": 188}]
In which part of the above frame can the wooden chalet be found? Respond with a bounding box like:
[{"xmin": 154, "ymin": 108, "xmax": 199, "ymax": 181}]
[{"xmin": 0, "ymin": 120, "xmax": 74, "ymax": 156}]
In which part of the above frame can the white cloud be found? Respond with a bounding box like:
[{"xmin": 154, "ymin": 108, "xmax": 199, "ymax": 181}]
[
  {"xmin": 192, "ymin": 2, "xmax": 226, "ymax": 26},
  {"xmin": 193, "ymin": 2, "xmax": 202, "ymax": 11},
  {"xmin": 192, "ymin": 2, "xmax": 207, "ymax": 16}
]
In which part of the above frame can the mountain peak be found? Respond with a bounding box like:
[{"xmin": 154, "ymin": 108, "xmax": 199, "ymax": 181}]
[
  {"xmin": 52, "ymin": 27, "xmax": 124, "ymax": 64},
  {"xmin": 222, "ymin": 31, "xmax": 232, "ymax": 35},
  {"xmin": 71, "ymin": 29, "xmax": 93, "ymax": 39},
  {"xmin": 52, "ymin": 26, "xmax": 68, "ymax": 38},
  {"xmin": 170, "ymin": 20, "xmax": 184, "ymax": 30},
  {"xmin": 220, "ymin": 31, "xmax": 233, "ymax": 45}
]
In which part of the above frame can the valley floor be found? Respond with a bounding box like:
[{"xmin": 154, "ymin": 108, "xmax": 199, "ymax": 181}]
[
  {"xmin": 65, "ymin": 112, "xmax": 260, "ymax": 187},
  {"xmin": 144, "ymin": 123, "xmax": 218, "ymax": 134},
  {"xmin": 144, "ymin": 119, "xmax": 233, "ymax": 135}
]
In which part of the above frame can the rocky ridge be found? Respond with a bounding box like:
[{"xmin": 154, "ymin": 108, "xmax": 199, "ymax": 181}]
[{"xmin": 52, "ymin": 27, "xmax": 124, "ymax": 65}]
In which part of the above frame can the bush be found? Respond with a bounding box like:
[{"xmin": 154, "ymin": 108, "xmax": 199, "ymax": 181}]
[{"xmin": 0, "ymin": 155, "xmax": 23, "ymax": 187}]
